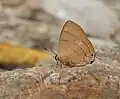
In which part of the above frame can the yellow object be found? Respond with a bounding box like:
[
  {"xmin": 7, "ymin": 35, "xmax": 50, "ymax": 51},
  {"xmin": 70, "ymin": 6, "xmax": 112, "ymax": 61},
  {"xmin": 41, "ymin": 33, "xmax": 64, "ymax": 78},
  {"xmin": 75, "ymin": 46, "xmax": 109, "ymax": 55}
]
[{"xmin": 0, "ymin": 42, "xmax": 49, "ymax": 65}]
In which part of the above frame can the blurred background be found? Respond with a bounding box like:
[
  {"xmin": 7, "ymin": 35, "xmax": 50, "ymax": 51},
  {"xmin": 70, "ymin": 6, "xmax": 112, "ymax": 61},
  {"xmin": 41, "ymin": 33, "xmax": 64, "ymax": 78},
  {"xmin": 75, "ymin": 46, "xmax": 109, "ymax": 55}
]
[{"xmin": 0, "ymin": 0, "xmax": 119, "ymax": 50}]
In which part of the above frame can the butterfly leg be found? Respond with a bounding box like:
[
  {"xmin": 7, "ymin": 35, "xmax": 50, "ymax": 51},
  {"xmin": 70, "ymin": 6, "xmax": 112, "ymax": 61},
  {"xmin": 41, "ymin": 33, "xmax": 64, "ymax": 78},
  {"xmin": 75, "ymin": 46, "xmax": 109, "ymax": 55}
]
[
  {"xmin": 55, "ymin": 60, "xmax": 67, "ymax": 68},
  {"xmin": 56, "ymin": 61, "xmax": 62, "ymax": 68}
]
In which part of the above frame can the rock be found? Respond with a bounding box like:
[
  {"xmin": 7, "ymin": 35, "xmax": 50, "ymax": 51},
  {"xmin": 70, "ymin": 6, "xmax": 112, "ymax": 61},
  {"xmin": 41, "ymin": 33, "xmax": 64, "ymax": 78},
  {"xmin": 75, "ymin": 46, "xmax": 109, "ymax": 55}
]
[{"xmin": 0, "ymin": 45, "xmax": 120, "ymax": 99}]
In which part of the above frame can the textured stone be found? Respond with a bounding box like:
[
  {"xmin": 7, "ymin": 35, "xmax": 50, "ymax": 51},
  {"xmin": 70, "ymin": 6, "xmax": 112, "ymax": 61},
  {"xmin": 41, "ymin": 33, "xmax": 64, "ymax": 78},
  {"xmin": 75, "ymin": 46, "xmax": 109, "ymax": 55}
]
[{"xmin": 0, "ymin": 46, "xmax": 120, "ymax": 99}]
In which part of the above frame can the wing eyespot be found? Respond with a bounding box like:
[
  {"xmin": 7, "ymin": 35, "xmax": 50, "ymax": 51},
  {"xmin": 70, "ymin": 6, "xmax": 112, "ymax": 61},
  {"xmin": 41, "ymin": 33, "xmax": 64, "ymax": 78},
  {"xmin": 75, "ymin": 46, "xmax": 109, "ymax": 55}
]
[
  {"xmin": 90, "ymin": 60, "xmax": 94, "ymax": 64},
  {"xmin": 91, "ymin": 53, "xmax": 94, "ymax": 56}
]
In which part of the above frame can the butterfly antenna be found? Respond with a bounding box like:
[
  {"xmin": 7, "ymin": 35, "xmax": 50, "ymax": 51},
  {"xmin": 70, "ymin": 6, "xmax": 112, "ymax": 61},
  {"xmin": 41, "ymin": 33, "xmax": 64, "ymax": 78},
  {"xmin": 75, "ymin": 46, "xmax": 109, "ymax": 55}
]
[
  {"xmin": 95, "ymin": 50, "xmax": 102, "ymax": 60},
  {"xmin": 95, "ymin": 50, "xmax": 99, "ymax": 56},
  {"xmin": 44, "ymin": 48, "xmax": 57, "ymax": 56}
]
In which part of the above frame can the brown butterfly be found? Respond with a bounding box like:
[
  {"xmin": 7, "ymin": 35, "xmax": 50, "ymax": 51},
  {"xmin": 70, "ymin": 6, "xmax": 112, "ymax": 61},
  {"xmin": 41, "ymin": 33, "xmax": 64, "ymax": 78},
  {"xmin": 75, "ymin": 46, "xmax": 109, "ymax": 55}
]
[{"xmin": 54, "ymin": 20, "xmax": 96, "ymax": 67}]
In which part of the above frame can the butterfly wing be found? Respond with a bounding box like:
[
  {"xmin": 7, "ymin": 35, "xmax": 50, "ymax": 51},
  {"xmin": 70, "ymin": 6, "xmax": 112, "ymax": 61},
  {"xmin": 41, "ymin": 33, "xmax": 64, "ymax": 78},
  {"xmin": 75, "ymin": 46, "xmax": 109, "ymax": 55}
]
[{"xmin": 57, "ymin": 20, "xmax": 95, "ymax": 66}]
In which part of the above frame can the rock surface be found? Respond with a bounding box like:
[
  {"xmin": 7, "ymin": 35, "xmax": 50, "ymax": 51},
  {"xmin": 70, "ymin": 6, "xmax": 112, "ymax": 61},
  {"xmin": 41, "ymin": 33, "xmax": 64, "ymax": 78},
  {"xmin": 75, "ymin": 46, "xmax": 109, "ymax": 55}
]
[{"xmin": 0, "ymin": 46, "xmax": 120, "ymax": 99}]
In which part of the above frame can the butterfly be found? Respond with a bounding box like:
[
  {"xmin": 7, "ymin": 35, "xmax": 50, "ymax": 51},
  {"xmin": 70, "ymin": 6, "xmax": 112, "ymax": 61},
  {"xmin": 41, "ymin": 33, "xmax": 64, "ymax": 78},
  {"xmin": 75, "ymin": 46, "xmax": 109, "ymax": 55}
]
[{"xmin": 54, "ymin": 20, "xmax": 96, "ymax": 67}]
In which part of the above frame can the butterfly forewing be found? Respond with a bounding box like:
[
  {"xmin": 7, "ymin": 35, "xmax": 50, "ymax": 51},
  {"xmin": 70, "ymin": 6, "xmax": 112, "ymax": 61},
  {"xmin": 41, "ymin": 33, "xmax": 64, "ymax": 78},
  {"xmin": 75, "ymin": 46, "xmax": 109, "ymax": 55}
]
[{"xmin": 57, "ymin": 20, "xmax": 95, "ymax": 66}]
